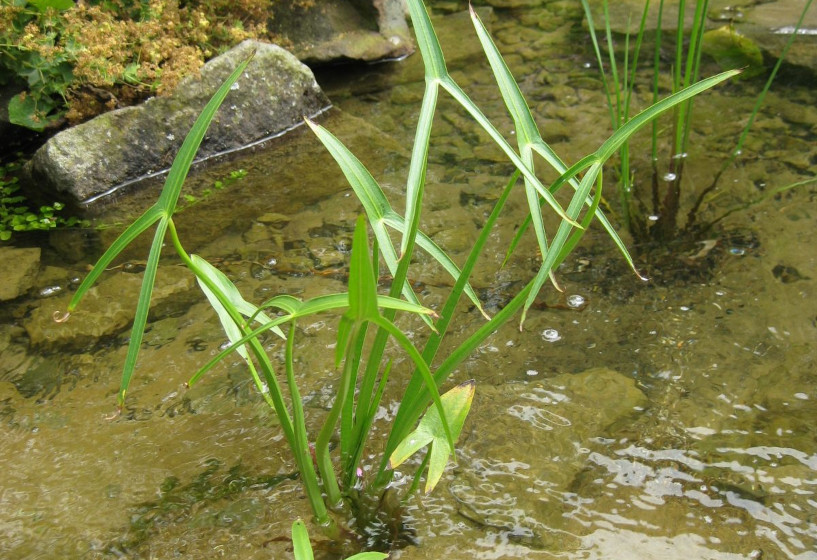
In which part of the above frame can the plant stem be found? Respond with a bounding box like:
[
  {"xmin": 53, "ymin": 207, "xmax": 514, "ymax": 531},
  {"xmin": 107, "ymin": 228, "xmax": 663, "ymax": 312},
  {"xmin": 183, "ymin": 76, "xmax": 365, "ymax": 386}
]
[
  {"xmin": 316, "ymin": 323, "xmax": 361, "ymax": 508},
  {"xmin": 685, "ymin": 0, "xmax": 814, "ymax": 232},
  {"xmin": 286, "ymin": 322, "xmax": 332, "ymax": 525},
  {"xmin": 169, "ymin": 218, "xmax": 330, "ymax": 523}
]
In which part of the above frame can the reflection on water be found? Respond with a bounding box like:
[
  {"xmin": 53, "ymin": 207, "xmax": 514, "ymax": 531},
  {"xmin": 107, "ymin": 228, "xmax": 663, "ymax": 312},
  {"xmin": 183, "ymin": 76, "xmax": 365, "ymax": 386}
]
[{"xmin": 1, "ymin": 2, "xmax": 816, "ymax": 559}]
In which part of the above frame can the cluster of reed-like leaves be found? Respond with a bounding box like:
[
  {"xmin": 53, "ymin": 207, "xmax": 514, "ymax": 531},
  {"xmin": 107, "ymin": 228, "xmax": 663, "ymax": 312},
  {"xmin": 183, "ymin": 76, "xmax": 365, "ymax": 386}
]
[
  {"xmin": 581, "ymin": 0, "xmax": 813, "ymax": 242},
  {"xmin": 62, "ymin": 0, "xmax": 736, "ymax": 549}
]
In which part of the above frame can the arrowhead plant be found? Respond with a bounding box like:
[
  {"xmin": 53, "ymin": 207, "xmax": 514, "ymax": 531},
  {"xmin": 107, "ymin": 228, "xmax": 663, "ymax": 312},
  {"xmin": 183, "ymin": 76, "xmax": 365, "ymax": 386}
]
[{"xmin": 61, "ymin": 0, "xmax": 736, "ymax": 551}]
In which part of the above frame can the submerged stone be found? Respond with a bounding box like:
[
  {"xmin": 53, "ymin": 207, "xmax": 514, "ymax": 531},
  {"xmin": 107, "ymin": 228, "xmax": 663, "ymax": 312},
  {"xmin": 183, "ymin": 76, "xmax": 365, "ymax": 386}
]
[
  {"xmin": 584, "ymin": 0, "xmax": 817, "ymax": 73},
  {"xmin": 24, "ymin": 266, "xmax": 196, "ymax": 350},
  {"xmin": 449, "ymin": 367, "xmax": 647, "ymax": 538},
  {"xmin": 0, "ymin": 247, "xmax": 40, "ymax": 302},
  {"xmin": 268, "ymin": 0, "xmax": 413, "ymax": 64},
  {"xmin": 26, "ymin": 40, "xmax": 331, "ymax": 209}
]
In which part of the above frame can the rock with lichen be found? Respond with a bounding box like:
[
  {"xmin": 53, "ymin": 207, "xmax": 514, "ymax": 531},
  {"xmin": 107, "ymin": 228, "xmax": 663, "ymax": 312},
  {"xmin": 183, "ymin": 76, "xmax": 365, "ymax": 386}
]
[{"xmin": 25, "ymin": 40, "xmax": 331, "ymax": 209}]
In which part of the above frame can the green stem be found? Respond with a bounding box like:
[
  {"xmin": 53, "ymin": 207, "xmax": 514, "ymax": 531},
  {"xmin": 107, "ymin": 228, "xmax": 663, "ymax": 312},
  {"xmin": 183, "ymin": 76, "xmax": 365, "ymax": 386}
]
[
  {"xmin": 169, "ymin": 219, "xmax": 332, "ymax": 523},
  {"xmin": 286, "ymin": 322, "xmax": 331, "ymax": 525},
  {"xmin": 374, "ymin": 175, "xmax": 521, "ymax": 489},
  {"xmin": 685, "ymin": 0, "xmax": 814, "ymax": 231},
  {"xmin": 315, "ymin": 323, "xmax": 361, "ymax": 508}
]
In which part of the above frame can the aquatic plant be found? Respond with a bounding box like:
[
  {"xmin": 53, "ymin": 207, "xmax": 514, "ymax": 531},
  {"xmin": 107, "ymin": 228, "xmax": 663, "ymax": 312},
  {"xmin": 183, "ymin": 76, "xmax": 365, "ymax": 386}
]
[
  {"xmin": 60, "ymin": 0, "xmax": 735, "ymax": 551},
  {"xmin": 581, "ymin": 0, "xmax": 814, "ymax": 243},
  {"xmin": 0, "ymin": 160, "xmax": 84, "ymax": 240}
]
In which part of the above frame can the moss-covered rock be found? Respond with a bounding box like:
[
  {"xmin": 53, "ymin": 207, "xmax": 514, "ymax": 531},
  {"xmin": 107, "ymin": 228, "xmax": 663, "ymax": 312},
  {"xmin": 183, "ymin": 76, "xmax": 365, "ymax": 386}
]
[{"xmin": 26, "ymin": 40, "xmax": 330, "ymax": 208}]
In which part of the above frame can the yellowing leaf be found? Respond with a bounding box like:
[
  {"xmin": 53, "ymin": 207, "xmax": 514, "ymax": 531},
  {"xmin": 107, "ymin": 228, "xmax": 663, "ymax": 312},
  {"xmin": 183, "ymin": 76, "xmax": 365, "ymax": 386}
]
[{"xmin": 389, "ymin": 380, "xmax": 475, "ymax": 493}]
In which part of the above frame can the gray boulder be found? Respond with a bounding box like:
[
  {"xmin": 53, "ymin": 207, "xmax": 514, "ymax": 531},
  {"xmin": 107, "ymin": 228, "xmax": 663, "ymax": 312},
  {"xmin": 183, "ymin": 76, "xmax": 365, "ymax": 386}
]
[
  {"xmin": 26, "ymin": 40, "xmax": 331, "ymax": 208},
  {"xmin": 268, "ymin": 0, "xmax": 413, "ymax": 63}
]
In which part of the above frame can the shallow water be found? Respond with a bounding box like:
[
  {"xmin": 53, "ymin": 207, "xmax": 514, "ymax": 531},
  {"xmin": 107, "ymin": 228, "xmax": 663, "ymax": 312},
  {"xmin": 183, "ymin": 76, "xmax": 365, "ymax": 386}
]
[{"xmin": 2, "ymin": 3, "xmax": 816, "ymax": 559}]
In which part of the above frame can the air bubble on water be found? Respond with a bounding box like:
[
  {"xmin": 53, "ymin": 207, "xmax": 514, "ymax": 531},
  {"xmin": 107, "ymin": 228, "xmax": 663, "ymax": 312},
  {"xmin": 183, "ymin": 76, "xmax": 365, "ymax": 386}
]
[
  {"xmin": 40, "ymin": 285, "xmax": 62, "ymax": 297},
  {"xmin": 526, "ymin": 369, "xmax": 539, "ymax": 376},
  {"xmin": 648, "ymin": 215, "xmax": 660, "ymax": 222},
  {"xmin": 671, "ymin": 152, "xmax": 688, "ymax": 160},
  {"xmin": 230, "ymin": 82, "xmax": 240, "ymax": 90},
  {"xmin": 542, "ymin": 329, "xmax": 561, "ymax": 342},
  {"xmin": 566, "ymin": 294, "xmax": 586, "ymax": 309},
  {"xmin": 729, "ymin": 247, "xmax": 746, "ymax": 256},
  {"xmin": 266, "ymin": 257, "xmax": 278, "ymax": 267},
  {"xmin": 663, "ymin": 172, "xmax": 677, "ymax": 182},
  {"xmin": 583, "ymin": 62, "xmax": 592, "ymax": 69}
]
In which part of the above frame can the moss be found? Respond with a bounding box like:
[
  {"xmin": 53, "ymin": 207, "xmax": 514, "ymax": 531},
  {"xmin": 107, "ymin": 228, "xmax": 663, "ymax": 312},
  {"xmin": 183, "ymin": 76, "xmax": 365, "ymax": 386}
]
[{"xmin": 0, "ymin": 0, "xmax": 301, "ymax": 128}]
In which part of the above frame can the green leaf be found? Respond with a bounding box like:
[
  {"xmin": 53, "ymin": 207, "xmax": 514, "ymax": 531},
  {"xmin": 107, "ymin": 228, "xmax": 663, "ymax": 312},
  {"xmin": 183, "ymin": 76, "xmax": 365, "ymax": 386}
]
[
  {"xmin": 291, "ymin": 520, "xmax": 314, "ymax": 560},
  {"xmin": 156, "ymin": 55, "xmax": 253, "ymax": 216},
  {"xmin": 192, "ymin": 255, "xmax": 284, "ymax": 353},
  {"xmin": 389, "ymin": 380, "xmax": 475, "ymax": 493},
  {"xmin": 118, "ymin": 220, "xmax": 168, "ymax": 404},
  {"xmin": 64, "ymin": 55, "xmax": 253, "ymax": 406},
  {"xmin": 470, "ymin": 5, "xmax": 640, "ymax": 287},
  {"xmin": 406, "ymin": 0, "xmax": 448, "ymax": 79},
  {"xmin": 596, "ymin": 69, "xmax": 740, "ymax": 162},
  {"xmin": 29, "ymin": 0, "xmax": 74, "ymax": 12},
  {"xmin": 8, "ymin": 93, "xmax": 59, "ymax": 132},
  {"xmin": 347, "ymin": 215, "xmax": 380, "ymax": 323},
  {"xmin": 305, "ymin": 119, "xmax": 430, "ymax": 324}
]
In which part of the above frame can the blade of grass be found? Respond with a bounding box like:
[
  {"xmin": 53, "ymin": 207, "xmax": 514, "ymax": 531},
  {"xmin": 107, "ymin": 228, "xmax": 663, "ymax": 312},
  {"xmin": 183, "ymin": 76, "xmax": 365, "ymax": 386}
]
[
  {"xmin": 117, "ymin": 220, "xmax": 166, "ymax": 405},
  {"xmin": 471, "ymin": 6, "xmax": 639, "ymax": 280},
  {"xmin": 380, "ymin": 171, "xmax": 519, "ymax": 481},
  {"xmin": 66, "ymin": 206, "xmax": 163, "ymax": 312},
  {"xmin": 66, "ymin": 55, "xmax": 253, "ymax": 407}
]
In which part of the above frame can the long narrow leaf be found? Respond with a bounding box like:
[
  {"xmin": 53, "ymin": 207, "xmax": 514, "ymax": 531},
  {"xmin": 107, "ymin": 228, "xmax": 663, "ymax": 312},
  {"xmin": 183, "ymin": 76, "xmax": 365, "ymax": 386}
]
[
  {"xmin": 598, "ymin": 69, "xmax": 740, "ymax": 161},
  {"xmin": 401, "ymin": 81, "xmax": 438, "ymax": 257},
  {"xmin": 305, "ymin": 119, "xmax": 430, "ymax": 324},
  {"xmin": 522, "ymin": 164, "xmax": 602, "ymax": 324},
  {"xmin": 117, "ymin": 220, "xmax": 167, "ymax": 405},
  {"xmin": 405, "ymin": 0, "xmax": 576, "ymax": 228},
  {"xmin": 68, "ymin": 54, "xmax": 252, "ymax": 407},
  {"xmin": 406, "ymin": 0, "xmax": 448, "ymax": 79},
  {"xmin": 67, "ymin": 206, "xmax": 163, "ymax": 312},
  {"xmin": 471, "ymin": 6, "xmax": 639, "ymax": 280},
  {"xmin": 387, "ymin": 172, "xmax": 519, "ymax": 461},
  {"xmin": 156, "ymin": 55, "xmax": 254, "ymax": 215},
  {"xmin": 192, "ymin": 255, "xmax": 283, "ymax": 357},
  {"xmin": 442, "ymin": 79, "xmax": 579, "ymax": 228}
]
